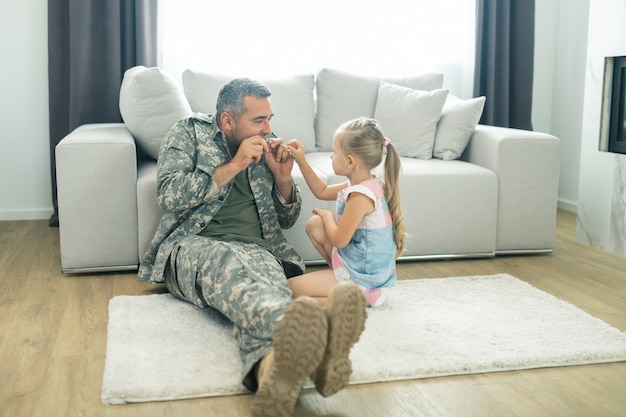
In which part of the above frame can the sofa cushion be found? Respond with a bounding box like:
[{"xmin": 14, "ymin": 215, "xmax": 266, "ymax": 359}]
[
  {"xmin": 315, "ymin": 68, "xmax": 444, "ymax": 151},
  {"xmin": 298, "ymin": 152, "xmax": 498, "ymax": 259},
  {"xmin": 182, "ymin": 70, "xmax": 317, "ymax": 151},
  {"xmin": 433, "ymin": 95, "xmax": 486, "ymax": 160},
  {"xmin": 397, "ymin": 158, "xmax": 498, "ymax": 256},
  {"xmin": 136, "ymin": 161, "xmax": 164, "ymax": 261},
  {"xmin": 374, "ymin": 81, "xmax": 448, "ymax": 159},
  {"xmin": 119, "ymin": 66, "xmax": 192, "ymax": 160}
]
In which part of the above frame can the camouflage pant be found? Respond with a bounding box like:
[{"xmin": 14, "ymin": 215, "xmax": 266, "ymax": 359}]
[{"xmin": 165, "ymin": 235, "xmax": 293, "ymax": 386}]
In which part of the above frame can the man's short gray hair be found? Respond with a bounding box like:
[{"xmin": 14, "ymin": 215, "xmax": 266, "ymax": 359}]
[{"xmin": 216, "ymin": 78, "xmax": 271, "ymax": 121}]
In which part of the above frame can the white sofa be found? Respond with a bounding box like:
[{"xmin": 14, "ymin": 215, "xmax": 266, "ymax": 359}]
[{"xmin": 55, "ymin": 67, "xmax": 561, "ymax": 273}]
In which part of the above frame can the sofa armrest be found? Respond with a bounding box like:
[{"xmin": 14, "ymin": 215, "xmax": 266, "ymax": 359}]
[
  {"xmin": 55, "ymin": 123, "xmax": 139, "ymax": 272},
  {"xmin": 462, "ymin": 125, "xmax": 561, "ymax": 252}
]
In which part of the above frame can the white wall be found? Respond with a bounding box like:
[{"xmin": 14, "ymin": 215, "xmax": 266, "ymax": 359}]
[
  {"xmin": 532, "ymin": 0, "xmax": 590, "ymax": 213},
  {"xmin": 0, "ymin": 0, "xmax": 52, "ymax": 220},
  {"xmin": 0, "ymin": 0, "xmax": 591, "ymax": 220},
  {"xmin": 575, "ymin": 0, "xmax": 626, "ymax": 258}
]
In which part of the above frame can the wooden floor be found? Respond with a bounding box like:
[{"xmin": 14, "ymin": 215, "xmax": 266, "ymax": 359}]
[{"xmin": 1, "ymin": 210, "xmax": 625, "ymax": 417}]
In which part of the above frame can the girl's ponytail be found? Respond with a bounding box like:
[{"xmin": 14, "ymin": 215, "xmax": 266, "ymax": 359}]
[{"xmin": 383, "ymin": 142, "xmax": 407, "ymax": 258}]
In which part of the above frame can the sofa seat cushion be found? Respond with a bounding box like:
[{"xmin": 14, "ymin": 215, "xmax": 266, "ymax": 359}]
[
  {"xmin": 397, "ymin": 157, "xmax": 498, "ymax": 256},
  {"xmin": 137, "ymin": 158, "xmax": 333, "ymax": 264},
  {"xmin": 281, "ymin": 162, "xmax": 333, "ymax": 262},
  {"xmin": 136, "ymin": 161, "xmax": 163, "ymax": 260},
  {"xmin": 298, "ymin": 152, "xmax": 499, "ymax": 259}
]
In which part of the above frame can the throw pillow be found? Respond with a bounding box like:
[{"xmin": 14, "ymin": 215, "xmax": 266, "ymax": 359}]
[
  {"xmin": 315, "ymin": 68, "xmax": 445, "ymax": 151},
  {"xmin": 373, "ymin": 81, "xmax": 448, "ymax": 159},
  {"xmin": 433, "ymin": 95, "xmax": 486, "ymax": 160},
  {"xmin": 182, "ymin": 70, "xmax": 317, "ymax": 151},
  {"xmin": 119, "ymin": 66, "xmax": 192, "ymax": 160}
]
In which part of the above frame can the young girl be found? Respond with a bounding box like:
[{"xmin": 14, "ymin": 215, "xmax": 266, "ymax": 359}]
[{"xmin": 287, "ymin": 117, "xmax": 406, "ymax": 307}]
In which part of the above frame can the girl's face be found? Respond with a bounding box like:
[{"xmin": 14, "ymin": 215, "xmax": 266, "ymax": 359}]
[{"xmin": 331, "ymin": 133, "xmax": 350, "ymax": 176}]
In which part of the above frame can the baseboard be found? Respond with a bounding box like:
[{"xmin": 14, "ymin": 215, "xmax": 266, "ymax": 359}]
[
  {"xmin": 557, "ymin": 198, "xmax": 577, "ymax": 214},
  {"xmin": 0, "ymin": 208, "xmax": 54, "ymax": 221}
]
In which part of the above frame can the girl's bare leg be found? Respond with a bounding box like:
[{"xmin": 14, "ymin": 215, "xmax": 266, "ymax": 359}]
[
  {"xmin": 288, "ymin": 269, "xmax": 338, "ymax": 306},
  {"xmin": 306, "ymin": 215, "xmax": 333, "ymax": 265}
]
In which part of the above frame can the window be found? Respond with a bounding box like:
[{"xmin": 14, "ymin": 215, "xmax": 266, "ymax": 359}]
[{"xmin": 159, "ymin": 0, "xmax": 476, "ymax": 98}]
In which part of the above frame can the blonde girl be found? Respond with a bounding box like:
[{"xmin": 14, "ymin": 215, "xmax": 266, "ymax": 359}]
[{"xmin": 287, "ymin": 117, "xmax": 406, "ymax": 307}]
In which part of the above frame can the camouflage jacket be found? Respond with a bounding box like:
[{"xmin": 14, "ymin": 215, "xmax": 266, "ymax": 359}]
[{"xmin": 137, "ymin": 113, "xmax": 303, "ymax": 283}]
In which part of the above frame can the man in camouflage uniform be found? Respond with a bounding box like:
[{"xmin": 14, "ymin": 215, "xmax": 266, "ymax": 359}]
[{"xmin": 138, "ymin": 78, "xmax": 366, "ymax": 417}]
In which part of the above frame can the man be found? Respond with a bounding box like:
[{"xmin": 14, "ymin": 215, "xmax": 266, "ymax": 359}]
[{"xmin": 138, "ymin": 78, "xmax": 366, "ymax": 417}]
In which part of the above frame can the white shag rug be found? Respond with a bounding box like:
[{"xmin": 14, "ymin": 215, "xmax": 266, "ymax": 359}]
[{"xmin": 101, "ymin": 274, "xmax": 626, "ymax": 405}]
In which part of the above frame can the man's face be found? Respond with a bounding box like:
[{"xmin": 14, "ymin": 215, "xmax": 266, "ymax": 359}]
[{"xmin": 226, "ymin": 96, "xmax": 274, "ymax": 147}]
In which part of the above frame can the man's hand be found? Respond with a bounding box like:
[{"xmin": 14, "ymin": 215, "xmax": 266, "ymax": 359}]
[
  {"xmin": 232, "ymin": 135, "xmax": 268, "ymax": 170},
  {"xmin": 214, "ymin": 136, "xmax": 268, "ymax": 189},
  {"xmin": 265, "ymin": 137, "xmax": 295, "ymax": 201},
  {"xmin": 265, "ymin": 137, "xmax": 295, "ymax": 179}
]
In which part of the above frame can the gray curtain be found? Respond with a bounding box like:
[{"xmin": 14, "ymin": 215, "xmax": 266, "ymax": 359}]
[
  {"xmin": 474, "ymin": 0, "xmax": 535, "ymax": 130},
  {"xmin": 48, "ymin": 0, "xmax": 158, "ymax": 226}
]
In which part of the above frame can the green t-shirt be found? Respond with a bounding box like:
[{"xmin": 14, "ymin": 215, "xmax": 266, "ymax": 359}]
[{"xmin": 198, "ymin": 169, "xmax": 269, "ymax": 249}]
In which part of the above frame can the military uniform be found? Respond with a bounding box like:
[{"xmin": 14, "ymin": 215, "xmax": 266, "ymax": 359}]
[{"xmin": 138, "ymin": 113, "xmax": 304, "ymax": 385}]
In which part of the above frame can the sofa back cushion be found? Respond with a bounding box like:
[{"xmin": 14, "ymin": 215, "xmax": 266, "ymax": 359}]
[
  {"xmin": 314, "ymin": 68, "xmax": 444, "ymax": 151},
  {"xmin": 182, "ymin": 70, "xmax": 317, "ymax": 151},
  {"xmin": 374, "ymin": 82, "xmax": 448, "ymax": 159},
  {"xmin": 434, "ymin": 95, "xmax": 486, "ymax": 160},
  {"xmin": 119, "ymin": 66, "xmax": 192, "ymax": 160}
]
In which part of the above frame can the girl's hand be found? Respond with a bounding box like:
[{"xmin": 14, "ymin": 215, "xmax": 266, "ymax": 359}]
[
  {"xmin": 312, "ymin": 207, "xmax": 334, "ymax": 222},
  {"xmin": 287, "ymin": 139, "xmax": 306, "ymax": 164}
]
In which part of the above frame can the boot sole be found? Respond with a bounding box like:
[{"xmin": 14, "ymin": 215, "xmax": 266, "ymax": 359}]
[
  {"xmin": 314, "ymin": 282, "xmax": 367, "ymax": 397},
  {"xmin": 251, "ymin": 297, "xmax": 328, "ymax": 417}
]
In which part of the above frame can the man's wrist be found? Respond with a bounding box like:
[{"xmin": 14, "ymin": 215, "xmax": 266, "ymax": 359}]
[
  {"xmin": 276, "ymin": 175, "xmax": 293, "ymax": 188},
  {"xmin": 275, "ymin": 177, "xmax": 295, "ymax": 203}
]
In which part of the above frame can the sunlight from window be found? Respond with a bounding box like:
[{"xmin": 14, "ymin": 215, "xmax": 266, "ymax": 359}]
[{"xmin": 159, "ymin": 0, "xmax": 476, "ymax": 97}]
